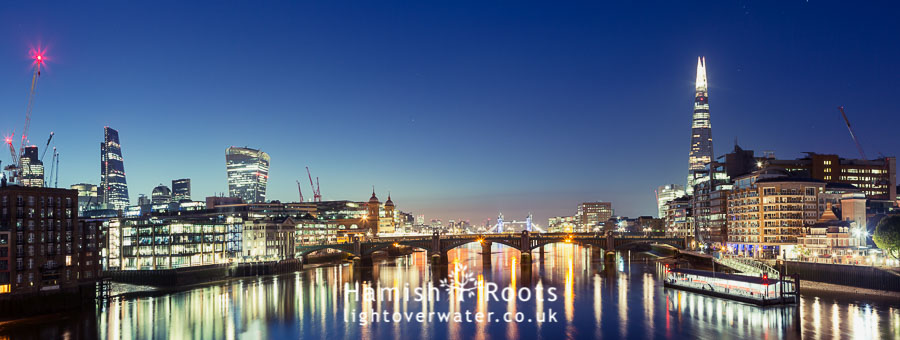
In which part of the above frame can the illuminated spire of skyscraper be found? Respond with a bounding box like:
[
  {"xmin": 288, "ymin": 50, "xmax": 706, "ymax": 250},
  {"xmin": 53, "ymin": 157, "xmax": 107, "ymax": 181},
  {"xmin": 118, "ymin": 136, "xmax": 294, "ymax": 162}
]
[{"xmin": 687, "ymin": 56, "xmax": 713, "ymax": 193}]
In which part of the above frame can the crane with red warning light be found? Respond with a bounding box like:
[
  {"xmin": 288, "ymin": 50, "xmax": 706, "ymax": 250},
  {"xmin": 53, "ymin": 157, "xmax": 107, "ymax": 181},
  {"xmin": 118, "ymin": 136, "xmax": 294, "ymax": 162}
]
[{"xmin": 4, "ymin": 49, "xmax": 48, "ymax": 182}]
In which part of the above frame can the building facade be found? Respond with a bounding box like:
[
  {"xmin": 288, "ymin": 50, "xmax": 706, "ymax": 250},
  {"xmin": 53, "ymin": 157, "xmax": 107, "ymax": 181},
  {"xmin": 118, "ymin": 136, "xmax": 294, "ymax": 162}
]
[
  {"xmin": 656, "ymin": 184, "xmax": 685, "ymax": 218},
  {"xmin": 690, "ymin": 162, "xmax": 731, "ymax": 247},
  {"xmin": 225, "ymin": 147, "xmax": 270, "ymax": 204},
  {"xmin": 665, "ymin": 196, "xmax": 692, "ymax": 238},
  {"xmin": 687, "ymin": 57, "xmax": 714, "ymax": 194},
  {"xmin": 577, "ymin": 202, "xmax": 613, "ymax": 231},
  {"xmin": 242, "ymin": 217, "xmax": 296, "ymax": 261},
  {"xmin": 727, "ymin": 170, "xmax": 825, "ymax": 258},
  {"xmin": 100, "ymin": 127, "xmax": 130, "ymax": 210},
  {"xmin": 796, "ymin": 205, "xmax": 862, "ymax": 262},
  {"xmin": 0, "ymin": 186, "xmax": 100, "ymax": 296},
  {"xmin": 70, "ymin": 183, "xmax": 99, "ymax": 215},
  {"xmin": 106, "ymin": 216, "xmax": 242, "ymax": 270},
  {"xmin": 767, "ymin": 153, "xmax": 896, "ymax": 202}
]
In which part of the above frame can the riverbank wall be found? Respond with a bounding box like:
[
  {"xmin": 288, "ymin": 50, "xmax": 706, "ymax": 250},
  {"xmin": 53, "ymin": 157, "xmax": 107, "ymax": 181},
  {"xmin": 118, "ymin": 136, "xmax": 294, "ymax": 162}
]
[
  {"xmin": 783, "ymin": 261, "xmax": 900, "ymax": 292},
  {"xmin": 0, "ymin": 282, "xmax": 97, "ymax": 320},
  {"xmin": 106, "ymin": 259, "xmax": 305, "ymax": 287}
]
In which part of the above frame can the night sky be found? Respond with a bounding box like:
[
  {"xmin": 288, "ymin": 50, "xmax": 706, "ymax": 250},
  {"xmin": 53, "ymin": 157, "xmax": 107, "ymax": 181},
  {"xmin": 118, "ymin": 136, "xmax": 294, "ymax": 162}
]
[{"xmin": 0, "ymin": 1, "xmax": 898, "ymax": 224}]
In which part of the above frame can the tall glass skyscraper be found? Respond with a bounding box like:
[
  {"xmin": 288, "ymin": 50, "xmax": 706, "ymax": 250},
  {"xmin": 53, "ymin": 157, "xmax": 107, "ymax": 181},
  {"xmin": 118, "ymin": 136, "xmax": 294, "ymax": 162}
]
[
  {"xmin": 100, "ymin": 127, "xmax": 130, "ymax": 210},
  {"xmin": 226, "ymin": 147, "xmax": 270, "ymax": 203},
  {"xmin": 687, "ymin": 57, "xmax": 713, "ymax": 194}
]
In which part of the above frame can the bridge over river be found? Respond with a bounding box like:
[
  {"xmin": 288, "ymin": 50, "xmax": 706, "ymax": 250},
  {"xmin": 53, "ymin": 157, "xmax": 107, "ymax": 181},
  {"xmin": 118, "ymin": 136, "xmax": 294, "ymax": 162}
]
[{"xmin": 297, "ymin": 232, "xmax": 688, "ymax": 267}]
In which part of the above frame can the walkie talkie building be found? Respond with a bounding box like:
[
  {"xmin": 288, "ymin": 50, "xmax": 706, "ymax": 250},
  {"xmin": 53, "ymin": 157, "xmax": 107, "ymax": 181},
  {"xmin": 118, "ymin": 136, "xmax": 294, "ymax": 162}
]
[{"xmin": 226, "ymin": 146, "xmax": 270, "ymax": 203}]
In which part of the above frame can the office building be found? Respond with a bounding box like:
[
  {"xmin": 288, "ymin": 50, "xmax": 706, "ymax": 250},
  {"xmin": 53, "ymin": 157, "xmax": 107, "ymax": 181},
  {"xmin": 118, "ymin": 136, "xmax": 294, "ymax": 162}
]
[
  {"xmin": 577, "ymin": 202, "xmax": 613, "ymax": 230},
  {"xmin": 70, "ymin": 183, "xmax": 99, "ymax": 214},
  {"xmin": 225, "ymin": 147, "xmax": 269, "ymax": 204},
  {"xmin": 691, "ymin": 162, "xmax": 731, "ymax": 246},
  {"xmin": 766, "ymin": 153, "xmax": 896, "ymax": 202},
  {"xmin": 548, "ymin": 216, "xmax": 577, "ymax": 233},
  {"xmin": 100, "ymin": 127, "xmax": 130, "ymax": 210},
  {"xmin": 19, "ymin": 146, "xmax": 44, "ymax": 188},
  {"xmin": 151, "ymin": 184, "xmax": 172, "ymax": 204},
  {"xmin": 656, "ymin": 184, "xmax": 685, "ymax": 218},
  {"xmin": 172, "ymin": 178, "xmax": 191, "ymax": 202},
  {"xmin": 106, "ymin": 216, "xmax": 242, "ymax": 270}
]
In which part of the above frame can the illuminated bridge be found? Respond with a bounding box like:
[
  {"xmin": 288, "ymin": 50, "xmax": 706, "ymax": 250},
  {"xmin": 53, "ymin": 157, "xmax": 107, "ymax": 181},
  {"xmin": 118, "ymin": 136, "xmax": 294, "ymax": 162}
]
[{"xmin": 296, "ymin": 232, "xmax": 688, "ymax": 266}]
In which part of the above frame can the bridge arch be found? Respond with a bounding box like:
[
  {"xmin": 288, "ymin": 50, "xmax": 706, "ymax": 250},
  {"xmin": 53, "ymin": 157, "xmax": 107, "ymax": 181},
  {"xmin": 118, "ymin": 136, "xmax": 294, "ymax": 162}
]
[
  {"xmin": 440, "ymin": 238, "xmax": 525, "ymax": 254},
  {"xmin": 615, "ymin": 239, "xmax": 684, "ymax": 251},
  {"xmin": 297, "ymin": 244, "xmax": 358, "ymax": 258},
  {"xmin": 361, "ymin": 241, "xmax": 433, "ymax": 256}
]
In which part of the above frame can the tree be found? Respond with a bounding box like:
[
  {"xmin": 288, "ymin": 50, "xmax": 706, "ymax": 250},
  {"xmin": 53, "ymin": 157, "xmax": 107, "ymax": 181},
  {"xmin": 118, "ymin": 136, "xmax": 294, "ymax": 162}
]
[{"xmin": 873, "ymin": 215, "xmax": 900, "ymax": 260}]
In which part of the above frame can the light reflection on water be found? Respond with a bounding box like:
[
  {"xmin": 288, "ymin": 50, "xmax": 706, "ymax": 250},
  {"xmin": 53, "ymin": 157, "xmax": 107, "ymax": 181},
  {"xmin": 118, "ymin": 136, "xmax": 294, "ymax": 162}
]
[{"xmin": 1, "ymin": 243, "xmax": 898, "ymax": 339}]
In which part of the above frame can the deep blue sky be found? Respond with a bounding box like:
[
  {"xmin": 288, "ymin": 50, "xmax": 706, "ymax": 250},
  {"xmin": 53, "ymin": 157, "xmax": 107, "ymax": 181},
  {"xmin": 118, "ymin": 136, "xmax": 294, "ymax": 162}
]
[{"xmin": 1, "ymin": 1, "xmax": 898, "ymax": 225}]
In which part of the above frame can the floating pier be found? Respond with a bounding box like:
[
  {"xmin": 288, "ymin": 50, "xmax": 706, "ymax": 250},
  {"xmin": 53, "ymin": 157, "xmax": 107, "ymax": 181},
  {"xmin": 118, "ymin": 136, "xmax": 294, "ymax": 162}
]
[{"xmin": 664, "ymin": 268, "xmax": 799, "ymax": 306}]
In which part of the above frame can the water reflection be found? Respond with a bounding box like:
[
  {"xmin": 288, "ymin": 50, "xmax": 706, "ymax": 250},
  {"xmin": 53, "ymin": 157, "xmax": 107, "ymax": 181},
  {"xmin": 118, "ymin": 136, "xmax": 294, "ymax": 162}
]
[{"xmin": 1, "ymin": 243, "xmax": 898, "ymax": 339}]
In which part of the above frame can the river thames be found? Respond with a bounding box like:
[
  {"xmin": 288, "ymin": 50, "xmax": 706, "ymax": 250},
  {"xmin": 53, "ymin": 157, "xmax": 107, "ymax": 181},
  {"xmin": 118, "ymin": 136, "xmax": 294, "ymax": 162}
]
[{"xmin": 1, "ymin": 243, "xmax": 898, "ymax": 339}]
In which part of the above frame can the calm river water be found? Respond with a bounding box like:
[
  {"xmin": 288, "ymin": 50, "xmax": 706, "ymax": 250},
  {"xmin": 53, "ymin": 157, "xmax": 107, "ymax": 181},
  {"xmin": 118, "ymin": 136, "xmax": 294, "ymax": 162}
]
[{"xmin": 1, "ymin": 243, "xmax": 898, "ymax": 339}]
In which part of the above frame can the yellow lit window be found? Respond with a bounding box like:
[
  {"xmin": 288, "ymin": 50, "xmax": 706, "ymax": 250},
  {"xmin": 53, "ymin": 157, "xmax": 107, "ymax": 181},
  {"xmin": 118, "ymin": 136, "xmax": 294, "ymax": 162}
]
[{"xmin": 0, "ymin": 284, "xmax": 10, "ymax": 294}]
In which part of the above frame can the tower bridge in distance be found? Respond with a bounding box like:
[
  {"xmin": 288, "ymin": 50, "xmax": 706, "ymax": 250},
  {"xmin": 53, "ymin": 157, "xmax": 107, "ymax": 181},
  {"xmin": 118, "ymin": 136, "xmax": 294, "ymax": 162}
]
[{"xmin": 296, "ymin": 232, "xmax": 688, "ymax": 267}]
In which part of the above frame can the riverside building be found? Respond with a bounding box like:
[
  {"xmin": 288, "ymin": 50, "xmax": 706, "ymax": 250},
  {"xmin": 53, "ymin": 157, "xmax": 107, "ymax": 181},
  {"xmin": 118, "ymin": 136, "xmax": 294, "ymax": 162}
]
[{"xmin": 726, "ymin": 168, "xmax": 825, "ymax": 258}]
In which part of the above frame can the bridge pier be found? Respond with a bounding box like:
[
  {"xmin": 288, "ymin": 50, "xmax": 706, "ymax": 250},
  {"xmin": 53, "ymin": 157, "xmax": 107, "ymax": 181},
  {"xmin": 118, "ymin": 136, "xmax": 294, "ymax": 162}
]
[
  {"xmin": 352, "ymin": 255, "xmax": 374, "ymax": 267},
  {"xmin": 481, "ymin": 241, "xmax": 492, "ymax": 266},
  {"xmin": 520, "ymin": 252, "xmax": 532, "ymax": 268},
  {"xmin": 604, "ymin": 251, "xmax": 616, "ymax": 266},
  {"xmin": 538, "ymin": 245, "xmax": 545, "ymax": 259},
  {"xmin": 429, "ymin": 252, "xmax": 449, "ymax": 266}
]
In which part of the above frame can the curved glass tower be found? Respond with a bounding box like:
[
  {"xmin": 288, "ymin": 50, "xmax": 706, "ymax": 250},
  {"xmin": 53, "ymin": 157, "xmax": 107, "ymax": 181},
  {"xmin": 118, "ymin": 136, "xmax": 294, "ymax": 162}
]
[
  {"xmin": 687, "ymin": 57, "xmax": 713, "ymax": 193},
  {"xmin": 100, "ymin": 127, "xmax": 130, "ymax": 210}
]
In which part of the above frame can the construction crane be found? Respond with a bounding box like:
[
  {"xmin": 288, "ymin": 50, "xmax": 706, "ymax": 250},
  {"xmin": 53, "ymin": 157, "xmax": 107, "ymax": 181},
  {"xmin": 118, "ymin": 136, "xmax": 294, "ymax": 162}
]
[
  {"xmin": 296, "ymin": 180, "xmax": 305, "ymax": 202},
  {"xmin": 53, "ymin": 149, "xmax": 59, "ymax": 188},
  {"xmin": 46, "ymin": 147, "xmax": 57, "ymax": 188},
  {"xmin": 39, "ymin": 132, "xmax": 54, "ymax": 162},
  {"xmin": 4, "ymin": 134, "xmax": 16, "ymax": 168},
  {"xmin": 17, "ymin": 51, "xmax": 46, "ymax": 167},
  {"xmin": 306, "ymin": 167, "xmax": 322, "ymax": 202},
  {"xmin": 838, "ymin": 106, "xmax": 867, "ymax": 160}
]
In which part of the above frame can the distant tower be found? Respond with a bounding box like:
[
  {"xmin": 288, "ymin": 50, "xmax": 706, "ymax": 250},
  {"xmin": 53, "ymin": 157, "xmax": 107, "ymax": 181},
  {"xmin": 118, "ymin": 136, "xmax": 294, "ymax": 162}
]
[
  {"xmin": 496, "ymin": 212, "xmax": 504, "ymax": 233},
  {"xmin": 687, "ymin": 57, "xmax": 714, "ymax": 194},
  {"xmin": 367, "ymin": 189, "xmax": 380, "ymax": 234},
  {"xmin": 225, "ymin": 147, "xmax": 270, "ymax": 203},
  {"xmin": 384, "ymin": 193, "xmax": 396, "ymax": 231},
  {"xmin": 100, "ymin": 127, "xmax": 130, "ymax": 210},
  {"xmin": 526, "ymin": 212, "xmax": 533, "ymax": 232}
]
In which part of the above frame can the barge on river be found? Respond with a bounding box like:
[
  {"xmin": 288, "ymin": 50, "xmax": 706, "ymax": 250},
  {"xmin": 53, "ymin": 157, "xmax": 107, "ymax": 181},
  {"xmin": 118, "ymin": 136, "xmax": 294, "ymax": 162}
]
[{"xmin": 664, "ymin": 268, "xmax": 799, "ymax": 306}]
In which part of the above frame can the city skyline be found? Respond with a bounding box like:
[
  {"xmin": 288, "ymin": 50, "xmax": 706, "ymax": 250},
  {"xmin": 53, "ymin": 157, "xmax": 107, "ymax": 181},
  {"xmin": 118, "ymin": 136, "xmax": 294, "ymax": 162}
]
[{"xmin": 0, "ymin": 2, "xmax": 899, "ymax": 223}]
